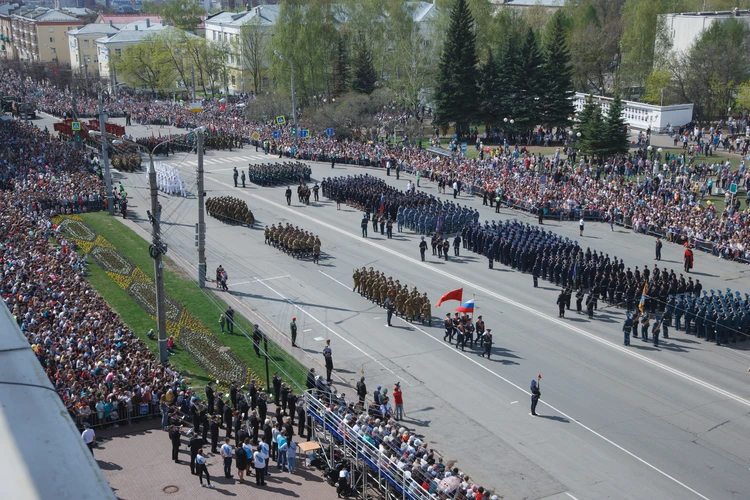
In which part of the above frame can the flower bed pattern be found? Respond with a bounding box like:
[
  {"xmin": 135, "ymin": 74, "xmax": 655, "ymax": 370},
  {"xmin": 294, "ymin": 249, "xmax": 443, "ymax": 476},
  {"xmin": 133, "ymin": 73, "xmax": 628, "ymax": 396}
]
[{"xmin": 55, "ymin": 216, "xmax": 254, "ymax": 385}]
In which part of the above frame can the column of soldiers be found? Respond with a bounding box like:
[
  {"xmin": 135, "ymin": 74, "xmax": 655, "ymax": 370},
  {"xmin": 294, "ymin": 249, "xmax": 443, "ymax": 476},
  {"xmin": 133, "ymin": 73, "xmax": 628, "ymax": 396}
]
[
  {"xmin": 442, "ymin": 312, "xmax": 493, "ymax": 356},
  {"xmin": 265, "ymin": 223, "xmax": 322, "ymax": 263},
  {"xmin": 322, "ymin": 174, "xmax": 430, "ymax": 221},
  {"xmin": 248, "ymin": 162, "xmax": 312, "ymax": 186},
  {"xmin": 352, "ymin": 267, "xmax": 431, "ymax": 325},
  {"xmin": 203, "ymin": 132, "xmax": 244, "ymax": 152},
  {"xmin": 320, "ymin": 174, "xmax": 480, "ymax": 237},
  {"xmin": 206, "ymin": 196, "xmax": 255, "ymax": 226},
  {"xmin": 156, "ymin": 162, "xmax": 187, "ymax": 197}
]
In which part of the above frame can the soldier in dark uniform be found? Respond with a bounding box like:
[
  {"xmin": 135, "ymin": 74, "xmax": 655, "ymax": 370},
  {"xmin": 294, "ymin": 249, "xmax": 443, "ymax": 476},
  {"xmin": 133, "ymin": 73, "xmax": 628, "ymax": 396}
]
[
  {"xmin": 285, "ymin": 186, "xmax": 292, "ymax": 205},
  {"xmin": 481, "ymin": 329, "xmax": 492, "ymax": 359},
  {"xmin": 556, "ymin": 289, "xmax": 566, "ymax": 318},
  {"xmin": 623, "ymin": 313, "xmax": 632, "ymax": 346},
  {"xmin": 419, "ymin": 236, "xmax": 427, "ymax": 261},
  {"xmin": 170, "ymin": 425, "xmax": 182, "ymax": 463}
]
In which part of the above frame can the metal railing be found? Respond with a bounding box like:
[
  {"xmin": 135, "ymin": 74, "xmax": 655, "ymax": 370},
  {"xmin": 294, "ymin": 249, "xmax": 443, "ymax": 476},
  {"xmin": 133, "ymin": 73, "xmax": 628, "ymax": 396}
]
[{"xmin": 304, "ymin": 389, "xmax": 461, "ymax": 500}]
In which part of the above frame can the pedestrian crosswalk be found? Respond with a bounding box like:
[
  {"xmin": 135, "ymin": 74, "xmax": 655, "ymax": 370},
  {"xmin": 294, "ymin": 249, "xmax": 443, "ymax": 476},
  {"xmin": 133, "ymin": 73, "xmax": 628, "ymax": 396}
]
[{"xmin": 157, "ymin": 153, "xmax": 272, "ymax": 171}]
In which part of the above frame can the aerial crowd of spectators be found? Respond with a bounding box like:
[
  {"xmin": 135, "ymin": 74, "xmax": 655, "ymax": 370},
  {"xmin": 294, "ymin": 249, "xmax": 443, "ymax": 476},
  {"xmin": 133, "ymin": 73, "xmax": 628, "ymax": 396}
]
[
  {"xmin": 0, "ymin": 119, "xmax": 183, "ymax": 429},
  {"xmin": 5, "ymin": 66, "xmax": 750, "ymax": 261}
]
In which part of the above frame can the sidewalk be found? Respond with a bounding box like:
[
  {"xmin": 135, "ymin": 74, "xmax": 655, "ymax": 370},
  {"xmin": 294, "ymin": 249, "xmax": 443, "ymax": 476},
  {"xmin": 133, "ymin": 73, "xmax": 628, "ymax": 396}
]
[{"xmin": 94, "ymin": 420, "xmax": 340, "ymax": 500}]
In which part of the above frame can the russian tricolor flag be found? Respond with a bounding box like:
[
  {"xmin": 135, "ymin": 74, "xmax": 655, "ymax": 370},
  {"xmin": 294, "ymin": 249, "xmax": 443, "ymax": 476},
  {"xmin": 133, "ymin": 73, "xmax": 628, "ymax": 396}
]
[{"xmin": 455, "ymin": 299, "xmax": 474, "ymax": 313}]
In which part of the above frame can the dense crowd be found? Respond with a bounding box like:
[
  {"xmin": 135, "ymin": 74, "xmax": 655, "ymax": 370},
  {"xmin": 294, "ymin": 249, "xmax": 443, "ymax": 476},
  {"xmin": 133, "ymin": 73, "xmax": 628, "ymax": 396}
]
[
  {"xmin": 0, "ymin": 119, "xmax": 183, "ymax": 430},
  {"xmin": 6, "ymin": 68, "xmax": 750, "ymax": 259},
  {"xmin": 313, "ymin": 376, "xmax": 499, "ymax": 500}
]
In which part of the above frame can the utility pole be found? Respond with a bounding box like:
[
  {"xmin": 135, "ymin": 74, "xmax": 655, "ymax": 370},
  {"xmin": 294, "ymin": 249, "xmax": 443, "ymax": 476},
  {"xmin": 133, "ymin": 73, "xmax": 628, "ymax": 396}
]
[
  {"xmin": 148, "ymin": 153, "xmax": 169, "ymax": 363},
  {"xmin": 98, "ymin": 96, "xmax": 115, "ymax": 215},
  {"xmin": 191, "ymin": 66, "xmax": 196, "ymax": 101},
  {"xmin": 275, "ymin": 51, "xmax": 298, "ymax": 147},
  {"xmin": 197, "ymin": 130, "xmax": 206, "ymax": 287}
]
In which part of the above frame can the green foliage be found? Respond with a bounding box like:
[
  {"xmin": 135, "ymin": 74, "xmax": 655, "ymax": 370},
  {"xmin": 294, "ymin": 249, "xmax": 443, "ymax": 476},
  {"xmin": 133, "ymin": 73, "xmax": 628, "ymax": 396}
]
[
  {"xmin": 736, "ymin": 81, "xmax": 750, "ymax": 112},
  {"xmin": 542, "ymin": 10, "xmax": 574, "ymax": 128},
  {"xmin": 331, "ymin": 35, "xmax": 349, "ymax": 97},
  {"xmin": 162, "ymin": 0, "xmax": 206, "ymax": 33},
  {"xmin": 433, "ymin": 0, "xmax": 478, "ymax": 137},
  {"xmin": 237, "ymin": 17, "xmax": 268, "ymax": 94},
  {"xmin": 114, "ymin": 36, "xmax": 177, "ymax": 94},
  {"xmin": 574, "ymin": 94, "xmax": 606, "ymax": 156},
  {"xmin": 476, "ymin": 48, "xmax": 499, "ymax": 127},
  {"xmin": 270, "ymin": 0, "xmax": 338, "ymax": 104},
  {"xmin": 351, "ymin": 38, "xmax": 377, "ymax": 95},
  {"xmin": 605, "ymin": 93, "xmax": 629, "ymax": 155},
  {"xmin": 512, "ymin": 27, "xmax": 546, "ymax": 132},
  {"xmin": 671, "ymin": 18, "xmax": 750, "ymax": 122},
  {"xmin": 642, "ymin": 68, "xmax": 672, "ymax": 105}
]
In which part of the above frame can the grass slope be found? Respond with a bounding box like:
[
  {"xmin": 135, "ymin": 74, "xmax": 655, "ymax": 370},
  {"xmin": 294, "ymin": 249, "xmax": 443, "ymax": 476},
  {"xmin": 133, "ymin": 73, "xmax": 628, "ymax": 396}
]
[{"xmin": 80, "ymin": 212, "xmax": 308, "ymax": 393}]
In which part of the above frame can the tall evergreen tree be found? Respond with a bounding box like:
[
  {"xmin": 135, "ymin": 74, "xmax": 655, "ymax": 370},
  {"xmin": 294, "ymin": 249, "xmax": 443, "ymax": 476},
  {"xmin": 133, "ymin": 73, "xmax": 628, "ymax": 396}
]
[
  {"xmin": 495, "ymin": 40, "xmax": 519, "ymax": 126},
  {"xmin": 512, "ymin": 27, "xmax": 546, "ymax": 134},
  {"xmin": 332, "ymin": 35, "xmax": 349, "ymax": 98},
  {"xmin": 351, "ymin": 40, "xmax": 377, "ymax": 95},
  {"xmin": 574, "ymin": 94, "xmax": 606, "ymax": 156},
  {"xmin": 433, "ymin": 0, "xmax": 479, "ymax": 138},
  {"xmin": 477, "ymin": 49, "xmax": 499, "ymax": 128},
  {"xmin": 542, "ymin": 11, "xmax": 574, "ymax": 129},
  {"xmin": 604, "ymin": 93, "xmax": 629, "ymax": 155}
]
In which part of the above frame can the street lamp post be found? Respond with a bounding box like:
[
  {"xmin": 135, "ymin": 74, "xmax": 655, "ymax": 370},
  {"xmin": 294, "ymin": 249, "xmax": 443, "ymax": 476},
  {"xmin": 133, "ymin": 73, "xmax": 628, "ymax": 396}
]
[
  {"xmin": 94, "ymin": 132, "xmax": 185, "ymax": 363},
  {"xmin": 274, "ymin": 50, "xmax": 298, "ymax": 147},
  {"xmin": 97, "ymin": 91, "xmax": 115, "ymax": 215}
]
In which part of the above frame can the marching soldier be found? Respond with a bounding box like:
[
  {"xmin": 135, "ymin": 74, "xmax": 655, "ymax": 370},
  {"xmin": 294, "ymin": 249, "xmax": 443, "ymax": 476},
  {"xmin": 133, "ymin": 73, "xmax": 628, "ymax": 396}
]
[
  {"xmin": 481, "ymin": 329, "xmax": 492, "ymax": 359},
  {"xmin": 421, "ymin": 294, "xmax": 431, "ymax": 326}
]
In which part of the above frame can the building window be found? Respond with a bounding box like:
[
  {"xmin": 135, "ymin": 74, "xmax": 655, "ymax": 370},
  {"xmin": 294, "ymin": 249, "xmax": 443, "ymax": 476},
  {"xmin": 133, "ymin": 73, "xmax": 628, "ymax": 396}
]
[
  {"xmin": 83, "ymin": 40, "xmax": 88, "ymax": 49},
  {"xmin": 115, "ymin": 48, "xmax": 121, "ymax": 56},
  {"xmin": 231, "ymin": 75, "xmax": 236, "ymax": 86},
  {"xmin": 213, "ymin": 31, "xmax": 216, "ymax": 40},
  {"xmin": 49, "ymin": 27, "xmax": 54, "ymax": 33},
  {"xmin": 49, "ymin": 37, "xmax": 54, "ymax": 43},
  {"xmin": 85, "ymin": 55, "xmax": 90, "ymax": 63}
]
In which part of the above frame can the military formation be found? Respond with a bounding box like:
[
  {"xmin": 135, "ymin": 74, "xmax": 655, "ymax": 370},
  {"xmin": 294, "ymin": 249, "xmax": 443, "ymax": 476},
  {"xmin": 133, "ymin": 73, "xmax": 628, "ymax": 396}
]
[
  {"xmin": 109, "ymin": 153, "xmax": 142, "ymax": 172},
  {"xmin": 322, "ymin": 174, "xmax": 428, "ymax": 219},
  {"xmin": 206, "ymin": 196, "xmax": 255, "ymax": 226},
  {"xmin": 265, "ymin": 223, "xmax": 322, "ymax": 263},
  {"xmin": 352, "ymin": 268, "xmax": 431, "ymax": 325},
  {"xmin": 203, "ymin": 132, "xmax": 244, "ymax": 152},
  {"xmin": 622, "ymin": 282, "xmax": 749, "ymax": 347},
  {"xmin": 247, "ymin": 162, "xmax": 311, "ymax": 186},
  {"xmin": 398, "ymin": 201, "xmax": 479, "ymax": 235}
]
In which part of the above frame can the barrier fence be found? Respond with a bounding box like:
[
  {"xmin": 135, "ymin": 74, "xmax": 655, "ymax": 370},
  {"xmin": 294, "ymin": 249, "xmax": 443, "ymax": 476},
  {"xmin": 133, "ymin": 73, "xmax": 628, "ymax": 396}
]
[
  {"xmin": 70, "ymin": 400, "xmax": 163, "ymax": 430},
  {"xmin": 304, "ymin": 389, "xmax": 472, "ymax": 500}
]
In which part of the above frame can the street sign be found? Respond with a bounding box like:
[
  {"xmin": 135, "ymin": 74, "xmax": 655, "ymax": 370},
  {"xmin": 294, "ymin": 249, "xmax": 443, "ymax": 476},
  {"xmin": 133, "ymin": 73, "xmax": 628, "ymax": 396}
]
[
  {"xmin": 272, "ymin": 130, "xmax": 281, "ymax": 139},
  {"xmin": 299, "ymin": 129, "xmax": 309, "ymax": 138},
  {"xmin": 276, "ymin": 115, "xmax": 286, "ymax": 125},
  {"xmin": 189, "ymin": 102, "xmax": 202, "ymax": 113},
  {"xmin": 326, "ymin": 128, "xmax": 334, "ymax": 136},
  {"xmin": 730, "ymin": 183, "xmax": 737, "ymax": 194},
  {"xmin": 71, "ymin": 121, "xmax": 81, "ymax": 131},
  {"xmin": 252, "ymin": 132, "xmax": 260, "ymax": 140},
  {"xmin": 460, "ymin": 142, "xmax": 467, "ymax": 153}
]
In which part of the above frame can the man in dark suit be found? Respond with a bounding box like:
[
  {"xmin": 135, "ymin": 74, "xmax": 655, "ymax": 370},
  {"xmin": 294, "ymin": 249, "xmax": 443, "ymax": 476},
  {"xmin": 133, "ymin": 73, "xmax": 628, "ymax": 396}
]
[
  {"xmin": 189, "ymin": 434, "xmax": 205, "ymax": 474},
  {"xmin": 169, "ymin": 425, "xmax": 182, "ymax": 463}
]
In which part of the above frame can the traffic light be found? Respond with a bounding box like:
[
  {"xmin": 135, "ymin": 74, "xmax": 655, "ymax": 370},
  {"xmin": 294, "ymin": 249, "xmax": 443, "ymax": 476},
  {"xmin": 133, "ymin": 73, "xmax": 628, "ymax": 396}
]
[{"xmin": 291, "ymin": 126, "xmax": 296, "ymax": 135}]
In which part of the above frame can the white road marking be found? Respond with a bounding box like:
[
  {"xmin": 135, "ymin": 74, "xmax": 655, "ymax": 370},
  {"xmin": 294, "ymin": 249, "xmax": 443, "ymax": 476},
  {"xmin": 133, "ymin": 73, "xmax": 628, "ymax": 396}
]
[
  {"xmin": 374, "ymin": 317, "xmax": 381, "ymax": 320},
  {"xmin": 231, "ymin": 275, "xmax": 289, "ymax": 286},
  {"xmin": 320, "ymin": 269, "xmax": 712, "ymax": 500},
  {"xmin": 314, "ymin": 337, "xmax": 325, "ymax": 341},
  {"xmin": 510, "ymin": 401, "xmax": 518, "ymax": 404},
  {"xmin": 202, "ymin": 175, "xmax": 732, "ymax": 500},
  {"xmin": 303, "ymin": 329, "xmax": 312, "ymax": 332},
  {"xmin": 252, "ymin": 278, "xmax": 412, "ymax": 386},
  {"xmin": 565, "ymin": 492, "xmax": 580, "ymax": 500}
]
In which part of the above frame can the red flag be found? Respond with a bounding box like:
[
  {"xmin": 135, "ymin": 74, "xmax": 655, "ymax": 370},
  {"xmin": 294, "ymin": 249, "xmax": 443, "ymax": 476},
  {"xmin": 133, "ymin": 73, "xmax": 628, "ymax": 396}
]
[
  {"xmin": 220, "ymin": 103, "xmax": 226, "ymax": 111},
  {"xmin": 436, "ymin": 288, "xmax": 463, "ymax": 307},
  {"xmin": 538, "ymin": 374, "xmax": 542, "ymax": 379},
  {"xmin": 151, "ymin": 131, "xmax": 155, "ymax": 147}
]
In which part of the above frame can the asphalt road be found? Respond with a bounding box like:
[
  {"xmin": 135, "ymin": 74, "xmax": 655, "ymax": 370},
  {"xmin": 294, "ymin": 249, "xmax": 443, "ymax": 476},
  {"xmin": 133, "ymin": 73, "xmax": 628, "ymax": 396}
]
[{"xmin": 39, "ymin": 113, "xmax": 750, "ymax": 499}]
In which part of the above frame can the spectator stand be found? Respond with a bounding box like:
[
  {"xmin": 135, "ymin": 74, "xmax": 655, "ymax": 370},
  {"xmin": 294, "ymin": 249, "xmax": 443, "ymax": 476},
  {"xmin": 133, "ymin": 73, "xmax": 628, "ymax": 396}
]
[{"xmin": 305, "ymin": 389, "xmax": 460, "ymax": 500}]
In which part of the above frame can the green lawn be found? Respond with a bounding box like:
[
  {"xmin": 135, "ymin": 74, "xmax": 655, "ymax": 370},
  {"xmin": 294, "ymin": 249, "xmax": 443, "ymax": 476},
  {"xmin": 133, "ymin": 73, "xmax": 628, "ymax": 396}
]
[{"xmin": 80, "ymin": 212, "xmax": 309, "ymax": 393}]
